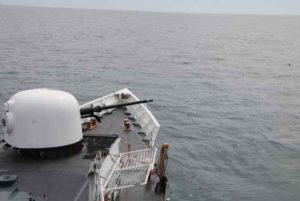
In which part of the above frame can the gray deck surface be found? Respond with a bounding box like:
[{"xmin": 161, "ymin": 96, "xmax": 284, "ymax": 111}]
[
  {"xmin": 0, "ymin": 108, "xmax": 164, "ymax": 201},
  {"xmin": 0, "ymin": 147, "xmax": 91, "ymax": 201},
  {"xmin": 85, "ymin": 108, "xmax": 150, "ymax": 152}
]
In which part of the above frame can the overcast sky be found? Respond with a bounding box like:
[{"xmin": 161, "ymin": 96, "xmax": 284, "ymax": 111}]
[{"xmin": 1, "ymin": 0, "xmax": 300, "ymax": 15}]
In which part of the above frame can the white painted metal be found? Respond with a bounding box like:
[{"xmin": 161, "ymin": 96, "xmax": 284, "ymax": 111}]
[
  {"xmin": 123, "ymin": 89, "xmax": 160, "ymax": 147},
  {"xmin": 99, "ymin": 138, "xmax": 121, "ymax": 180},
  {"xmin": 96, "ymin": 138, "xmax": 121, "ymax": 201},
  {"xmin": 102, "ymin": 147, "xmax": 157, "ymax": 192},
  {"xmin": 80, "ymin": 88, "xmax": 160, "ymax": 147},
  {"xmin": 1, "ymin": 89, "xmax": 82, "ymax": 148}
]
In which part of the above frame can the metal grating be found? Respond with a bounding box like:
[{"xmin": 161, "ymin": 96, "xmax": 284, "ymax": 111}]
[{"xmin": 103, "ymin": 148, "xmax": 157, "ymax": 191}]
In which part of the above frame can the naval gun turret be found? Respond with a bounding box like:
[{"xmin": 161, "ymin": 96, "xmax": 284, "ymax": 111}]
[
  {"xmin": 1, "ymin": 89, "xmax": 82, "ymax": 149},
  {"xmin": 1, "ymin": 89, "xmax": 153, "ymax": 150}
]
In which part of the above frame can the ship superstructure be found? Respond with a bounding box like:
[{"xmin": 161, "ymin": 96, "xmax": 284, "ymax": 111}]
[{"xmin": 0, "ymin": 88, "xmax": 168, "ymax": 201}]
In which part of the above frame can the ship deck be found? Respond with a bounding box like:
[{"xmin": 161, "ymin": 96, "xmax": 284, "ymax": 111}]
[
  {"xmin": 0, "ymin": 108, "xmax": 165, "ymax": 201},
  {"xmin": 84, "ymin": 107, "xmax": 150, "ymax": 152},
  {"xmin": 84, "ymin": 108, "xmax": 165, "ymax": 201}
]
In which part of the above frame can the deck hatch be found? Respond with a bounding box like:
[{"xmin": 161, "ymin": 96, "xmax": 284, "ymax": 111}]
[{"xmin": 103, "ymin": 147, "xmax": 157, "ymax": 191}]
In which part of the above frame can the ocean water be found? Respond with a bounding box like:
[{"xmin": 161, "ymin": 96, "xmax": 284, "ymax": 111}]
[{"xmin": 1, "ymin": 5, "xmax": 300, "ymax": 201}]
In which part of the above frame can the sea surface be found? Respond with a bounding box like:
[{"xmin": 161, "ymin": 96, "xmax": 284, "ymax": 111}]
[{"xmin": 0, "ymin": 5, "xmax": 300, "ymax": 201}]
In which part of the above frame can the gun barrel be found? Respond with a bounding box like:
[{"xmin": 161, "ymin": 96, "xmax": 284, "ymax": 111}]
[{"xmin": 80, "ymin": 99, "xmax": 153, "ymax": 116}]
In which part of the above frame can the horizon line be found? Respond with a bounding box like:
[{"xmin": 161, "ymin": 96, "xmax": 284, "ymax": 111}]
[{"xmin": 1, "ymin": 4, "xmax": 299, "ymax": 17}]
